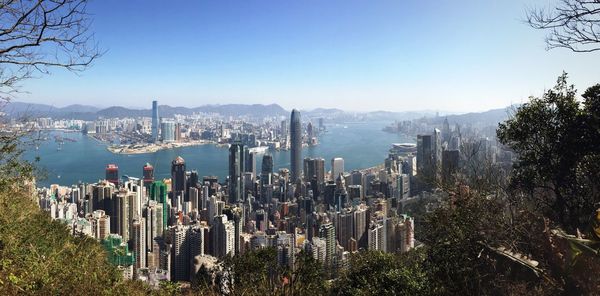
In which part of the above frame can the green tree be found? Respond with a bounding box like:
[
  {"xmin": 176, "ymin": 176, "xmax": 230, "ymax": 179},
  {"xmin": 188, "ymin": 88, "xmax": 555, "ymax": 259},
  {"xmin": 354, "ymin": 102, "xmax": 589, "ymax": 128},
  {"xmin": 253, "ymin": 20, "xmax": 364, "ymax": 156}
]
[
  {"xmin": 286, "ymin": 250, "xmax": 326, "ymax": 296},
  {"xmin": 331, "ymin": 249, "xmax": 433, "ymax": 296},
  {"xmin": 497, "ymin": 73, "xmax": 600, "ymax": 231}
]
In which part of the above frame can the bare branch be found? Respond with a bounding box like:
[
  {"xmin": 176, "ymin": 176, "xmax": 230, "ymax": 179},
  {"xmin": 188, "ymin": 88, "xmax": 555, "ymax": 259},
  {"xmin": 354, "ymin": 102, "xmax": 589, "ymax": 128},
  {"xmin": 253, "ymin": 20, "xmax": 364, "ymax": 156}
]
[
  {"xmin": 526, "ymin": 0, "xmax": 600, "ymax": 52},
  {"xmin": 0, "ymin": 0, "xmax": 101, "ymax": 99}
]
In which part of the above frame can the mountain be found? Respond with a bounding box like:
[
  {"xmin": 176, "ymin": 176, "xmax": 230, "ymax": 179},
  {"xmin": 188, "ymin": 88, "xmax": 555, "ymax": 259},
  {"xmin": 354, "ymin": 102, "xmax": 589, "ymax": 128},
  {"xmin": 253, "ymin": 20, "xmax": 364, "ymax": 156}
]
[
  {"xmin": 421, "ymin": 105, "xmax": 518, "ymax": 126},
  {"xmin": 4, "ymin": 101, "xmax": 289, "ymax": 119}
]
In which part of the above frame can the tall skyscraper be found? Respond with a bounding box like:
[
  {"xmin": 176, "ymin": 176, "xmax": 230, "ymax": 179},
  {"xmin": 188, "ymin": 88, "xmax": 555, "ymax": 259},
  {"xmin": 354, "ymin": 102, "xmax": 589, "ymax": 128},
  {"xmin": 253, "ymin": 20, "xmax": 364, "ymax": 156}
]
[
  {"xmin": 228, "ymin": 142, "xmax": 245, "ymax": 204},
  {"xmin": 290, "ymin": 109, "xmax": 302, "ymax": 182},
  {"xmin": 171, "ymin": 156, "xmax": 186, "ymax": 202},
  {"xmin": 151, "ymin": 100, "xmax": 159, "ymax": 142},
  {"xmin": 331, "ymin": 157, "xmax": 344, "ymax": 180}
]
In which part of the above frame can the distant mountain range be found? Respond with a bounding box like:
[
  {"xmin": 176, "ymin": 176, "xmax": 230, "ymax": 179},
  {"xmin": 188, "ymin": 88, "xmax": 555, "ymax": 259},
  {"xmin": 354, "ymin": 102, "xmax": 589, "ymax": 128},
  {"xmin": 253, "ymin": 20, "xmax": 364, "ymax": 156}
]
[
  {"xmin": 2, "ymin": 101, "xmax": 517, "ymax": 125},
  {"xmin": 3, "ymin": 102, "xmax": 289, "ymax": 120}
]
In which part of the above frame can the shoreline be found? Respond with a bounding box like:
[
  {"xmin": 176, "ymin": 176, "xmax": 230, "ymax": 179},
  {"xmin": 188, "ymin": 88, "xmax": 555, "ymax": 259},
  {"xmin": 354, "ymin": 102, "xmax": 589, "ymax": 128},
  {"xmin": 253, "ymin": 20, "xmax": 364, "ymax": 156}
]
[{"xmin": 106, "ymin": 140, "xmax": 217, "ymax": 155}]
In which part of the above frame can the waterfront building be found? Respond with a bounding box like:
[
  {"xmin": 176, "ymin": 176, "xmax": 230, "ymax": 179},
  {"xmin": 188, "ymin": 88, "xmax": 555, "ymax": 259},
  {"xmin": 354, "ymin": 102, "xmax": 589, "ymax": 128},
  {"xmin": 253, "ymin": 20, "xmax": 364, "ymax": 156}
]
[
  {"xmin": 151, "ymin": 100, "xmax": 159, "ymax": 142},
  {"xmin": 106, "ymin": 164, "xmax": 119, "ymax": 186}
]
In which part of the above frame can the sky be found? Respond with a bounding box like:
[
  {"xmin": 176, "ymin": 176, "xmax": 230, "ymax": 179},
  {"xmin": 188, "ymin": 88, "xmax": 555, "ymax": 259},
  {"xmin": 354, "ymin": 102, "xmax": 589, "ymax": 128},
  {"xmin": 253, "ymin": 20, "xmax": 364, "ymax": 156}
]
[{"xmin": 15, "ymin": 0, "xmax": 600, "ymax": 113}]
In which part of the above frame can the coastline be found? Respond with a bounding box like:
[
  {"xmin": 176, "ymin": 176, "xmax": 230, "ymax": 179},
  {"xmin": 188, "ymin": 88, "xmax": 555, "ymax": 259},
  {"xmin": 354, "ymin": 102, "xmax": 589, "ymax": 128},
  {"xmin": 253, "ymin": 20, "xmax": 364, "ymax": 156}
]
[{"xmin": 106, "ymin": 140, "xmax": 217, "ymax": 155}]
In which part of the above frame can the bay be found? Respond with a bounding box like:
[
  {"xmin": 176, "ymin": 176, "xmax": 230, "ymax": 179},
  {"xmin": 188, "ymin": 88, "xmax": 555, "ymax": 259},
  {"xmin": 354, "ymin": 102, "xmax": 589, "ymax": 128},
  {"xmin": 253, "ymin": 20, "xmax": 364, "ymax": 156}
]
[{"xmin": 24, "ymin": 121, "xmax": 414, "ymax": 187}]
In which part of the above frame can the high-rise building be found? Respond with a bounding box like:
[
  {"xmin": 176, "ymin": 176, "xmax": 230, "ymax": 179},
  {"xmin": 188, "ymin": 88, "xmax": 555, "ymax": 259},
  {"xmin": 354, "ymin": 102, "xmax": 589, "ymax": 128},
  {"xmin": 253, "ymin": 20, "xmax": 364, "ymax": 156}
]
[
  {"xmin": 151, "ymin": 100, "xmax": 159, "ymax": 142},
  {"xmin": 353, "ymin": 205, "xmax": 368, "ymax": 249},
  {"xmin": 143, "ymin": 163, "xmax": 154, "ymax": 188},
  {"xmin": 336, "ymin": 210, "xmax": 354, "ymax": 251},
  {"xmin": 169, "ymin": 224, "xmax": 191, "ymax": 281},
  {"xmin": 245, "ymin": 150, "xmax": 257, "ymax": 179},
  {"xmin": 131, "ymin": 218, "xmax": 146, "ymax": 274},
  {"xmin": 161, "ymin": 121, "xmax": 176, "ymax": 143},
  {"xmin": 442, "ymin": 149, "xmax": 460, "ymax": 184},
  {"xmin": 331, "ymin": 157, "xmax": 344, "ymax": 181},
  {"xmin": 112, "ymin": 190, "xmax": 130, "ymax": 241},
  {"xmin": 319, "ymin": 223, "xmax": 336, "ymax": 276},
  {"xmin": 106, "ymin": 164, "xmax": 119, "ymax": 186},
  {"xmin": 228, "ymin": 143, "xmax": 245, "ymax": 204},
  {"xmin": 93, "ymin": 209, "xmax": 111, "ymax": 240},
  {"xmin": 290, "ymin": 109, "xmax": 302, "ymax": 183},
  {"xmin": 213, "ymin": 215, "xmax": 235, "ymax": 258},
  {"xmin": 261, "ymin": 154, "xmax": 273, "ymax": 185},
  {"xmin": 150, "ymin": 181, "xmax": 168, "ymax": 230},
  {"xmin": 171, "ymin": 156, "xmax": 186, "ymax": 202}
]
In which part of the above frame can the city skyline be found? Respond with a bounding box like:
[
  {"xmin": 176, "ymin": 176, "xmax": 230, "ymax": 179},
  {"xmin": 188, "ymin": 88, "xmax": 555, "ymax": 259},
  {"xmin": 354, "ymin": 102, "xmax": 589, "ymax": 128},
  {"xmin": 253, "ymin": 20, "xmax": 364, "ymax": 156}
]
[{"xmin": 12, "ymin": 0, "xmax": 600, "ymax": 113}]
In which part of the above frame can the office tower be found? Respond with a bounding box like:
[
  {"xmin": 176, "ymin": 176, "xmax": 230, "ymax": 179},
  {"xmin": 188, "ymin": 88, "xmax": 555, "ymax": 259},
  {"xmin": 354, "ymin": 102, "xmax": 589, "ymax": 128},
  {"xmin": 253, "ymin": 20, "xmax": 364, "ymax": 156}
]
[
  {"xmin": 245, "ymin": 150, "xmax": 257, "ymax": 179},
  {"xmin": 260, "ymin": 154, "xmax": 273, "ymax": 201},
  {"xmin": 397, "ymin": 174, "xmax": 410, "ymax": 200},
  {"xmin": 442, "ymin": 150, "xmax": 460, "ymax": 184},
  {"xmin": 187, "ymin": 170, "xmax": 199, "ymax": 195},
  {"xmin": 106, "ymin": 164, "xmax": 119, "ymax": 186},
  {"xmin": 93, "ymin": 210, "xmax": 111, "ymax": 240},
  {"xmin": 151, "ymin": 100, "xmax": 159, "ymax": 142},
  {"xmin": 169, "ymin": 224, "xmax": 191, "ymax": 281},
  {"xmin": 442, "ymin": 118, "xmax": 451, "ymax": 144},
  {"xmin": 307, "ymin": 121, "xmax": 314, "ymax": 142},
  {"xmin": 131, "ymin": 218, "xmax": 146, "ymax": 273},
  {"xmin": 417, "ymin": 133, "xmax": 439, "ymax": 183},
  {"xmin": 280, "ymin": 119, "xmax": 288, "ymax": 140},
  {"xmin": 331, "ymin": 157, "xmax": 344, "ymax": 180},
  {"xmin": 143, "ymin": 163, "xmax": 154, "ymax": 188},
  {"xmin": 290, "ymin": 109, "xmax": 302, "ymax": 183},
  {"xmin": 213, "ymin": 215, "xmax": 235, "ymax": 258},
  {"xmin": 334, "ymin": 175, "xmax": 348, "ymax": 211},
  {"xmin": 150, "ymin": 181, "xmax": 168, "ymax": 230},
  {"xmin": 228, "ymin": 142, "xmax": 245, "ymax": 204},
  {"xmin": 175, "ymin": 123, "xmax": 181, "ymax": 142},
  {"xmin": 161, "ymin": 121, "xmax": 176, "ymax": 143},
  {"xmin": 303, "ymin": 157, "xmax": 325, "ymax": 184},
  {"xmin": 318, "ymin": 118, "xmax": 324, "ymax": 130},
  {"xmin": 171, "ymin": 156, "xmax": 186, "ymax": 201},
  {"xmin": 189, "ymin": 187, "xmax": 199, "ymax": 212}
]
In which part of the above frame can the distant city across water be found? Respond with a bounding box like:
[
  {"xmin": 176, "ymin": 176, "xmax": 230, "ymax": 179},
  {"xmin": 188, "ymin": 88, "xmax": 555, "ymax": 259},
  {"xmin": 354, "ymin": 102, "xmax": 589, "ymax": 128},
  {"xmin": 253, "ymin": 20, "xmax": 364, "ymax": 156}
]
[{"xmin": 24, "ymin": 121, "xmax": 415, "ymax": 187}]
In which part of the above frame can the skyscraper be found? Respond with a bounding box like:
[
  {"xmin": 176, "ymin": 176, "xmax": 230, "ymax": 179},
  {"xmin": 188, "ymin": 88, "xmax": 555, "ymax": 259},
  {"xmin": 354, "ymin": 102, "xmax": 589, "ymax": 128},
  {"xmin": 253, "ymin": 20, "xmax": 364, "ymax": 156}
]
[
  {"xmin": 161, "ymin": 121, "xmax": 176, "ymax": 143},
  {"xmin": 331, "ymin": 157, "xmax": 344, "ymax": 180},
  {"xmin": 290, "ymin": 109, "xmax": 302, "ymax": 182},
  {"xmin": 106, "ymin": 164, "xmax": 119, "ymax": 186},
  {"xmin": 151, "ymin": 100, "xmax": 159, "ymax": 142},
  {"xmin": 228, "ymin": 143, "xmax": 245, "ymax": 204},
  {"xmin": 143, "ymin": 163, "xmax": 154, "ymax": 188},
  {"xmin": 171, "ymin": 156, "xmax": 186, "ymax": 202}
]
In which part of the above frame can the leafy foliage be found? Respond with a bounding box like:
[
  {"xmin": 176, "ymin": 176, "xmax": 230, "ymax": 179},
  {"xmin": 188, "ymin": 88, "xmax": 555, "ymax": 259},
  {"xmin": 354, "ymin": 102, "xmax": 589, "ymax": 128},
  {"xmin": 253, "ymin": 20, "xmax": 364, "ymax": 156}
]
[
  {"xmin": 331, "ymin": 249, "xmax": 433, "ymax": 296},
  {"xmin": 498, "ymin": 72, "xmax": 600, "ymax": 231}
]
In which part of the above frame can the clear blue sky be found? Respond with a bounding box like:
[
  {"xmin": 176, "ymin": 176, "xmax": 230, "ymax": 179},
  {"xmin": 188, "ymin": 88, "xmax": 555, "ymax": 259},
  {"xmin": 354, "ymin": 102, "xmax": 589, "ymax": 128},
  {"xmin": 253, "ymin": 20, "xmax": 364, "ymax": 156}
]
[{"xmin": 17, "ymin": 0, "xmax": 600, "ymax": 112}]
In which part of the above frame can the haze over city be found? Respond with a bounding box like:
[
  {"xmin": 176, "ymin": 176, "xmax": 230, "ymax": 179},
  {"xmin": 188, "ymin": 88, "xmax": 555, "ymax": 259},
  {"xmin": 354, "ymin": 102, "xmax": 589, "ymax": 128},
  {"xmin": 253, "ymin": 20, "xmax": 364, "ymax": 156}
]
[{"xmin": 14, "ymin": 0, "xmax": 600, "ymax": 113}]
